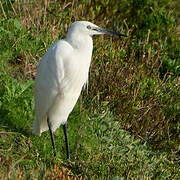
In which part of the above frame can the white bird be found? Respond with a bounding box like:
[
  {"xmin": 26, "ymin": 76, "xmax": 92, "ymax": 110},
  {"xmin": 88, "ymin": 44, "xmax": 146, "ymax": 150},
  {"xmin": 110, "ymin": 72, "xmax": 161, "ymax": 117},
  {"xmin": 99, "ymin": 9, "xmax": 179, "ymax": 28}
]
[{"xmin": 32, "ymin": 21, "xmax": 126, "ymax": 159}]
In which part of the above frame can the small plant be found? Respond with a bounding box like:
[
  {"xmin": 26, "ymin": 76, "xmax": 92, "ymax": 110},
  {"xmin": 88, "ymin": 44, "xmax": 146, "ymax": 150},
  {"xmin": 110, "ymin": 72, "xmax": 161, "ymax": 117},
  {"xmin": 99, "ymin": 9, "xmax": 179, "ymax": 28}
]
[{"xmin": 0, "ymin": 75, "xmax": 34, "ymax": 132}]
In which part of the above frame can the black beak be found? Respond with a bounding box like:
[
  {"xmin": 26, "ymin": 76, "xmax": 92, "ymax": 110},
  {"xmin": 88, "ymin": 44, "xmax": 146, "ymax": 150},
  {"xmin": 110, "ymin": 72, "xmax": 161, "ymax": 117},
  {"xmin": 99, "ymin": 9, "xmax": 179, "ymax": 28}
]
[{"xmin": 92, "ymin": 27, "xmax": 127, "ymax": 37}]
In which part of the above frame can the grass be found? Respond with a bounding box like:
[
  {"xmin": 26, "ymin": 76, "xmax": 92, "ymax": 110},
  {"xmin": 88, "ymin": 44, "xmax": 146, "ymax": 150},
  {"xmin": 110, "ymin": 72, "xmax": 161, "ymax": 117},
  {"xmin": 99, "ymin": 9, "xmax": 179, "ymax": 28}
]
[
  {"xmin": 1, "ymin": 106, "xmax": 180, "ymax": 179},
  {"xmin": 0, "ymin": 0, "xmax": 180, "ymax": 179}
]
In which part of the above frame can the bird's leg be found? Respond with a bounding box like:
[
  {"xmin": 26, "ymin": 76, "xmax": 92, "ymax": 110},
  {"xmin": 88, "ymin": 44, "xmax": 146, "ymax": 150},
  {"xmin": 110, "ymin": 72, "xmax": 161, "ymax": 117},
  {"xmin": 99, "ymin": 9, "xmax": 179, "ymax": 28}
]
[
  {"xmin": 63, "ymin": 123, "xmax": 70, "ymax": 159},
  {"xmin": 47, "ymin": 117, "xmax": 57, "ymax": 157}
]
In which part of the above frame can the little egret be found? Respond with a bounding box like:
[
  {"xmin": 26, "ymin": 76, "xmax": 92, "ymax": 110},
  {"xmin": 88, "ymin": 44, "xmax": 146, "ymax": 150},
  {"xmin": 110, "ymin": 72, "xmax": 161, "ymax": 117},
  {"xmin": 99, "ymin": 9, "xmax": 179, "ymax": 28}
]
[{"xmin": 32, "ymin": 21, "xmax": 126, "ymax": 159}]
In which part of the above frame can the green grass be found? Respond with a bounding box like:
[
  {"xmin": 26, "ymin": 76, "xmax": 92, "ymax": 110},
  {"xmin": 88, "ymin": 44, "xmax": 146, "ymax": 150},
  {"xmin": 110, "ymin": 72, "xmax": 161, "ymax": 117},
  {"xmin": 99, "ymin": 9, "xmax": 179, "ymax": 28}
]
[
  {"xmin": 0, "ymin": 76, "xmax": 179, "ymax": 179},
  {"xmin": 0, "ymin": 0, "xmax": 180, "ymax": 179},
  {"xmin": 1, "ymin": 102, "xmax": 180, "ymax": 179}
]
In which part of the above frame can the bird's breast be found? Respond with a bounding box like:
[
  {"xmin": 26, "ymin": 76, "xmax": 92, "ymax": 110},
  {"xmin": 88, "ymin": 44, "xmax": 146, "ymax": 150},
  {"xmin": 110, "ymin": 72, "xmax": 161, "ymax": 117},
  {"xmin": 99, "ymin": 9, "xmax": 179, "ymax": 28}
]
[{"xmin": 61, "ymin": 51, "xmax": 92, "ymax": 95}]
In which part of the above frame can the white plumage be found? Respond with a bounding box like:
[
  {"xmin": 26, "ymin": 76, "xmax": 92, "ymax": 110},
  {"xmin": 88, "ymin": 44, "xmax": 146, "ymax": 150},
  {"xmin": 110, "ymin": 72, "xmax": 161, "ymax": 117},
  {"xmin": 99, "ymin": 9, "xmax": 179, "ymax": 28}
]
[{"xmin": 32, "ymin": 21, "xmax": 126, "ymax": 157}]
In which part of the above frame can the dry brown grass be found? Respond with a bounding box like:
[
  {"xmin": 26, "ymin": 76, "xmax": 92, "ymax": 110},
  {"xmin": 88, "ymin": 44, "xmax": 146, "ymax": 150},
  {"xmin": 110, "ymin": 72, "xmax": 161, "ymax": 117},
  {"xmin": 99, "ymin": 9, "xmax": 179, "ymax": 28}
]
[{"xmin": 0, "ymin": 155, "xmax": 82, "ymax": 180}]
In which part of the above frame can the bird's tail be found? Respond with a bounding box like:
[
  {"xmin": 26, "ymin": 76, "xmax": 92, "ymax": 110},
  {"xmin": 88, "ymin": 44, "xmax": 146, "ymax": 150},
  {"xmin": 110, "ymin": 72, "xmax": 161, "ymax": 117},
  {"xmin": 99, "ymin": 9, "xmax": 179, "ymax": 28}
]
[
  {"xmin": 32, "ymin": 114, "xmax": 49, "ymax": 136},
  {"xmin": 32, "ymin": 118, "xmax": 41, "ymax": 136}
]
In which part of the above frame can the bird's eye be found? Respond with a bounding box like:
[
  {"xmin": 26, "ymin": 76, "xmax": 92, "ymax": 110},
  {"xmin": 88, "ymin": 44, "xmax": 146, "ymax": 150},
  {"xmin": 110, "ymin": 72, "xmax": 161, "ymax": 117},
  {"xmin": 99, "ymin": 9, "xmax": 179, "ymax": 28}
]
[{"xmin": 87, "ymin": 25, "xmax": 91, "ymax": 30}]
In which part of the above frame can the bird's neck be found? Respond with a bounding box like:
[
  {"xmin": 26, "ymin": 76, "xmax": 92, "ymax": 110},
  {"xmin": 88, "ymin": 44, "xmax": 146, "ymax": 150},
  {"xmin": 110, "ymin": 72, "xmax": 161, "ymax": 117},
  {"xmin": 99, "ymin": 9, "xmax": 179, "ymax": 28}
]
[{"xmin": 66, "ymin": 33, "xmax": 93, "ymax": 52}]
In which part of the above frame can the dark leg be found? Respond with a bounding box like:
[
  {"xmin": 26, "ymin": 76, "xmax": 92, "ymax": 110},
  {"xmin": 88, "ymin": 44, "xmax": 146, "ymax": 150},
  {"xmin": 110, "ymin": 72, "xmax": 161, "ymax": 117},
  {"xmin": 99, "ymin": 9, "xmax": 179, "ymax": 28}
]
[
  {"xmin": 47, "ymin": 117, "xmax": 57, "ymax": 157},
  {"xmin": 63, "ymin": 123, "xmax": 70, "ymax": 159}
]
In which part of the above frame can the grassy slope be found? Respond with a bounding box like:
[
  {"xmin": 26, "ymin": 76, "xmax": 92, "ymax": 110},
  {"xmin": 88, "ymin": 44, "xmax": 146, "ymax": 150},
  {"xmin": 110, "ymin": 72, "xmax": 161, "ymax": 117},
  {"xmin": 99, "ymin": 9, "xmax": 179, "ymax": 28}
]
[
  {"xmin": 0, "ymin": 0, "xmax": 180, "ymax": 179},
  {"xmin": 1, "ymin": 103, "xmax": 180, "ymax": 179}
]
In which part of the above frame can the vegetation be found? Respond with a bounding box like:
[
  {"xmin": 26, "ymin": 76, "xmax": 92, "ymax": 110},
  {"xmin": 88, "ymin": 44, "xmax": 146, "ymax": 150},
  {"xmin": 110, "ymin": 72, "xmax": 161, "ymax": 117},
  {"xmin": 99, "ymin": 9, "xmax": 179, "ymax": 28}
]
[{"xmin": 0, "ymin": 0, "xmax": 179, "ymax": 179}]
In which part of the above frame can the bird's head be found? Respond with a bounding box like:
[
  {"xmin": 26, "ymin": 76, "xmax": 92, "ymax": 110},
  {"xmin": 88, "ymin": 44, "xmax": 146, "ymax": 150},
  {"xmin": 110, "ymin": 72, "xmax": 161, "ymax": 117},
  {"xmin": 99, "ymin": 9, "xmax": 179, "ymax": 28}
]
[{"xmin": 67, "ymin": 21, "xmax": 127, "ymax": 38}]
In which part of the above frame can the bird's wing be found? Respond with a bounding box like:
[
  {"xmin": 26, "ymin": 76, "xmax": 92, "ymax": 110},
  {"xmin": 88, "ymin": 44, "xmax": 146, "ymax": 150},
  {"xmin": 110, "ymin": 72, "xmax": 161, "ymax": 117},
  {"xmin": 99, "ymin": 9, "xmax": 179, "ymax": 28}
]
[{"xmin": 33, "ymin": 40, "xmax": 73, "ymax": 135}]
